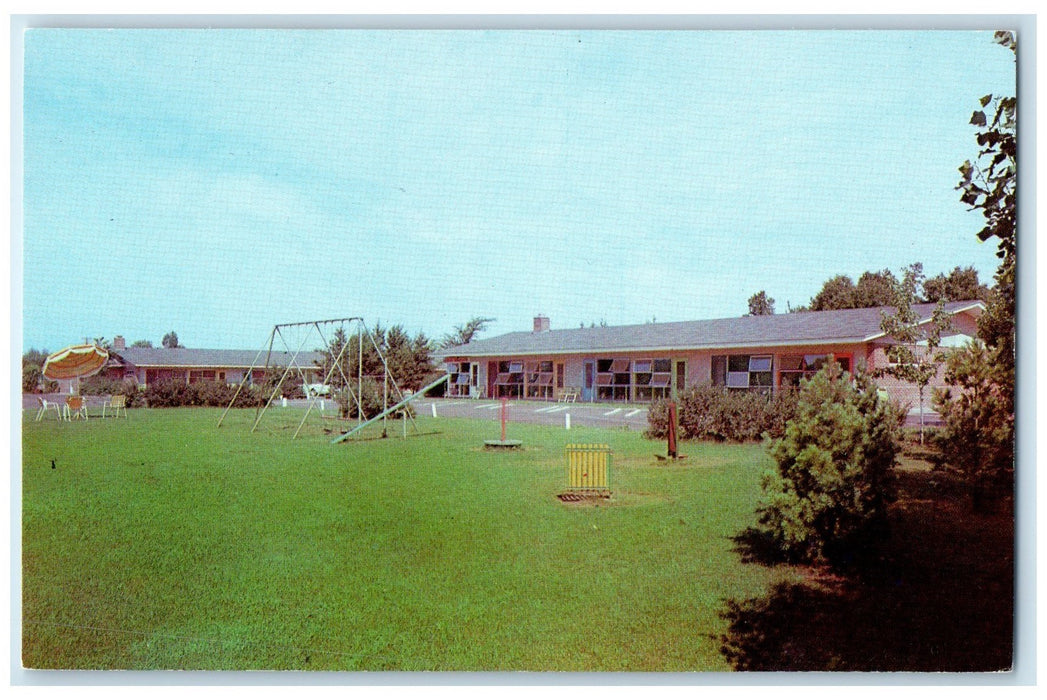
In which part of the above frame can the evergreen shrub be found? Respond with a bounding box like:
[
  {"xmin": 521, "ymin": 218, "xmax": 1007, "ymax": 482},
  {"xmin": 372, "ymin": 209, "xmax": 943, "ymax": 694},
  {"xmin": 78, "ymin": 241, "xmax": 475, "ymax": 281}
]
[{"xmin": 757, "ymin": 364, "xmax": 902, "ymax": 564}]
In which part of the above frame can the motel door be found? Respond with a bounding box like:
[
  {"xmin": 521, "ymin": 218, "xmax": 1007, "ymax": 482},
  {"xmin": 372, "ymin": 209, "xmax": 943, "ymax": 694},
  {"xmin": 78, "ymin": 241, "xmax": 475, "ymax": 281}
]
[
  {"xmin": 673, "ymin": 360, "xmax": 687, "ymax": 399},
  {"xmin": 487, "ymin": 361, "xmax": 498, "ymax": 399},
  {"xmin": 582, "ymin": 360, "xmax": 595, "ymax": 402}
]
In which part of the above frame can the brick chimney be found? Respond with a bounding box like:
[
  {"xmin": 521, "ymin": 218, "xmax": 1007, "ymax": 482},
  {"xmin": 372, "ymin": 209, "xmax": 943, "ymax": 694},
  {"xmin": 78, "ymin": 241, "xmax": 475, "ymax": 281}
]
[
  {"xmin": 533, "ymin": 315, "xmax": 550, "ymax": 333},
  {"xmin": 113, "ymin": 335, "xmax": 126, "ymax": 351}
]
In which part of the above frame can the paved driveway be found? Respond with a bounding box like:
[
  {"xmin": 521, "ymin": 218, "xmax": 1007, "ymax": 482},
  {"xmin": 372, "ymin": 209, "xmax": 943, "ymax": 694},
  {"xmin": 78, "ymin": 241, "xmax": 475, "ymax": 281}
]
[
  {"xmin": 22, "ymin": 393, "xmax": 935, "ymax": 431},
  {"xmin": 412, "ymin": 397, "xmax": 650, "ymax": 431}
]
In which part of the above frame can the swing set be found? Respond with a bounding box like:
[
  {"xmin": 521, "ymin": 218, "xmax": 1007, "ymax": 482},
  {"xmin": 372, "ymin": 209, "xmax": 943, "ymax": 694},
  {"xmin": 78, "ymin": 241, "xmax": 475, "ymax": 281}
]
[{"xmin": 216, "ymin": 316, "xmax": 448, "ymax": 443}]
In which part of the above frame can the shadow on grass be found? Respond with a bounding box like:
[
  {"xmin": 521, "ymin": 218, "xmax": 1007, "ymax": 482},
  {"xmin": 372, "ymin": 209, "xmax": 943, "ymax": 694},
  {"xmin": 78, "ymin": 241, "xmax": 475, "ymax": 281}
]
[{"xmin": 721, "ymin": 468, "xmax": 1014, "ymax": 672}]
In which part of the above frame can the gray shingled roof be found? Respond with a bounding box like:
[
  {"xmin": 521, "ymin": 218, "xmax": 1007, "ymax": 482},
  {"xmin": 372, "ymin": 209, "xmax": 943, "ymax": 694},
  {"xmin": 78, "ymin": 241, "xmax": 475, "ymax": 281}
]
[
  {"xmin": 115, "ymin": 347, "xmax": 326, "ymax": 369},
  {"xmin": 437, "ymin": 301, "xmax": 983, "ymax": 359}
]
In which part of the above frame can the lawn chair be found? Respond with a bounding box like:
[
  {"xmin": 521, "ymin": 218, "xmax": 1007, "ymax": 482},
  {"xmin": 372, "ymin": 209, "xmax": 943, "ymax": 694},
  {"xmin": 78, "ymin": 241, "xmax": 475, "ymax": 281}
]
[
  {"xmin": 34, "ymin": 397, "xmax": 61, "ymax": 421},
  {"xmin": 558, "ymin": 387, "xmax": 579, "ymax": 403},
  {"xmin": 103, "ymin": 394, "xmax": 128, "ymax": 418},
  {"xmin": 63, "ymin": 395, "xmax": 88, "ymax": 421}
]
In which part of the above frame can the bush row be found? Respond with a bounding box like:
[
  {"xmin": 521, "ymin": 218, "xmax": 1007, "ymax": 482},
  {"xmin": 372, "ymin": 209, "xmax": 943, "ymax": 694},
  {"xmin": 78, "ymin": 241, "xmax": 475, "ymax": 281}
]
[
  {"xmin": 142, "ymin": 379, "xmax": 263, "ymax": 408},
  {"xmin": 645, "ymin": 385, "xmax": 799, "ymax": 443},
  {"xmin": 78, "ymin": 369, "xmax": 312, "ymax": 408},
  {"xmin": 77, "ymin": 376, "xmax": 145, "ymax": 407}
]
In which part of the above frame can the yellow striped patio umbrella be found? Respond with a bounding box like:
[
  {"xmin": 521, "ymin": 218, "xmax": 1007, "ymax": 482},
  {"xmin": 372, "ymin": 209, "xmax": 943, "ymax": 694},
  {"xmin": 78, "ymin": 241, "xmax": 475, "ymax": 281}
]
[{"xmin": 42, "ymin": 344, "xmax": 109, "ymax": 390}]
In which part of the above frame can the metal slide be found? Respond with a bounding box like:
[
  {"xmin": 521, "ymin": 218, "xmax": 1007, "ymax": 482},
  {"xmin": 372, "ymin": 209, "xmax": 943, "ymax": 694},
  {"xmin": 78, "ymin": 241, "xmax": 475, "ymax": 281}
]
[{"xmin": 331, "ymin": 373, "xmax": 450, "ymax": 444}]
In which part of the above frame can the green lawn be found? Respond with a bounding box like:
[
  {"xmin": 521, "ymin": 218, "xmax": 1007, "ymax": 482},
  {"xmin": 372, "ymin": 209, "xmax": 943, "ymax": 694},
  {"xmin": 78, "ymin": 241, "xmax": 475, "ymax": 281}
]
[{"xmin": 22, "ymin": 408, "xmax": 798, "ymax": 671}]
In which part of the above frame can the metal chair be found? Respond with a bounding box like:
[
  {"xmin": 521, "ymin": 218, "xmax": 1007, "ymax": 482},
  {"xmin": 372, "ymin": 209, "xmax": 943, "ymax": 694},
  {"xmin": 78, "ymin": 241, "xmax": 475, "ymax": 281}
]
[
  {"xmin": 103, "ymin": 394, "xmax": 127, "ymax": 418},
  {"xmin": 34, "ymin": 397, "xmax": 60, "ymax": 421},
  {"xmin": 63, "ymin": 395, "xmax": 88, "ymax": 421}
]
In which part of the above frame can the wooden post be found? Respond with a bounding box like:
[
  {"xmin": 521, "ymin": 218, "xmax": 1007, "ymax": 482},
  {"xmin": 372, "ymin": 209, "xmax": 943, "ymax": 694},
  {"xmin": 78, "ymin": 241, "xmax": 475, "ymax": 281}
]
[
  {"xmin": 501, "ymin": 397, "xmax": 508, "ymax": 442},
  {"xmin": 668, "ymin": 401, "xmax": 678, "ymax": 459}
]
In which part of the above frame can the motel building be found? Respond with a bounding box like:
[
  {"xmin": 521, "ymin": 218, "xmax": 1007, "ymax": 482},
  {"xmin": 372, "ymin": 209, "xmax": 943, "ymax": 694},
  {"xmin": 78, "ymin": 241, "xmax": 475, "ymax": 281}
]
[
  {"xmin": 99, "ymin": 336, "xmax": 325, "ymax": 389},
  {"xmin": 436, "ymin": 302, "xmax": 984, "ymax": 409}
]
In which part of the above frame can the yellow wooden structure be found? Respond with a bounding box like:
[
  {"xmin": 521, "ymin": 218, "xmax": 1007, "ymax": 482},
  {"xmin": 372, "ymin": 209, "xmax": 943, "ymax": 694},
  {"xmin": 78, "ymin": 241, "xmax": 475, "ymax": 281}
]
[{"xmin": 565, "ymin": 443, "xmax": 611, "ymax": 491}]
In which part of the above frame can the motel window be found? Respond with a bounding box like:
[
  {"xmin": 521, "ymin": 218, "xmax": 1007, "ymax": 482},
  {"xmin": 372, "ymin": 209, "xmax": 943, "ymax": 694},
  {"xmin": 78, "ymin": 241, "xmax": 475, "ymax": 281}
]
[
  {"xmin": 595, "ymin": 358, "xmax": 631, "ymax": 401},
  {"xmin": 525, "ymin": 360, "xmax": 555, "ymax": 399},
  {"xmin": 632, "ymin": 358, "xmax": 672, "ymax": 401},
  {"xmin": 712, "ymin": 354, "xmax": 773, "ymax": 392},
  {"xmin": 188, "ymin": 370, "xmax": 214, "ymax": 384},
  {"xmin": 494, "ymin": 361, "xmax": 524, "ymax": 398},
  {"xmin": 633, "ymin": 359, "xmax": 653, "ymax": 401},
  {"xmin": 779, "ymin": 354, "xmax": 851, "ymax": 388},
  {"xmin": 447, "ymin": 361, "xmax": 474, "ymax": 397},
  {"xmin": 579, "ymin": 357, "xmax": 674, "ymax": 403}
]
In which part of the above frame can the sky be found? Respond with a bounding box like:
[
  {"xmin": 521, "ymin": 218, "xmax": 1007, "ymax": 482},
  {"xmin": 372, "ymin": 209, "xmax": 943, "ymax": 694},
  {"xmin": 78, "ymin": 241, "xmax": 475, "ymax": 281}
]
[{"xmin": 19, "ymin": 28, "xmax": 1016, "ymax": 352}]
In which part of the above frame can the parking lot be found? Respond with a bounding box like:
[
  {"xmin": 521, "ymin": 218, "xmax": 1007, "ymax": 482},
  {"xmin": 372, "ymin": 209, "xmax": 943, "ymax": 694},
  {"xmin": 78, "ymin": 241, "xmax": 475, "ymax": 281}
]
[{"xmin": 414, "ymin": 397, "xmax": 650, "ymax": 430}]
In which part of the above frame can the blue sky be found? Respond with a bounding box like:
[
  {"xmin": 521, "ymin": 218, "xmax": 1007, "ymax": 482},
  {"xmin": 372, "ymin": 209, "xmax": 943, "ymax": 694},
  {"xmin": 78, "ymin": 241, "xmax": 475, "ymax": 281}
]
[{"xmin": 20, "ymin": 29, "xmax": 1015, "ymax": 352}]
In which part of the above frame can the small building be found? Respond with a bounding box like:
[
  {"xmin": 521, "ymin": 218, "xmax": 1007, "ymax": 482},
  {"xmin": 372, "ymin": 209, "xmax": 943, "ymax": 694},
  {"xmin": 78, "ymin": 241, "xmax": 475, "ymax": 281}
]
[
  {"xmin": 436, "ymin": 302, "xmax": 984, "ymax": 409},
  {"xmin": 103, "ymin": 336, "xmax": 325, "ymax": 389}
]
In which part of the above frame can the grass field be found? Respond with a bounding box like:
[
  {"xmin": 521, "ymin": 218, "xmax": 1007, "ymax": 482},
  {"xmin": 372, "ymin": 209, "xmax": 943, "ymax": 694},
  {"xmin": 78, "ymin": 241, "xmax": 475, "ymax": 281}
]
[{"xmin": 22, "ymin": 408, "xmax": 802, "ymax": 671}]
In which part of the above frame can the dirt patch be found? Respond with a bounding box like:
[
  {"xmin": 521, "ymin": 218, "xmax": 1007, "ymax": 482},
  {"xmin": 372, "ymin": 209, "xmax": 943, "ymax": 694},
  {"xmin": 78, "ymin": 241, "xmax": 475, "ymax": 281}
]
[
  {"xmin": 557, "ymin": 491, "xmax": 611, "ymax": 505},
  {"xmin": 555, "ymin": 491, "xmax": 670, "ymax": 508}
]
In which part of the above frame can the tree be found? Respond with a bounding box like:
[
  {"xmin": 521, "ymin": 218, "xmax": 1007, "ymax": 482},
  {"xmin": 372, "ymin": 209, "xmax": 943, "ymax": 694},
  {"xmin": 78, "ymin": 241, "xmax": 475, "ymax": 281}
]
[
  {"xmin": 22, "ymin": 364, "xmax": 42, "ymax": 393},
  {"xmin": 933, "ymin": 340, "xmax": 1013, "ymax": 510},
  {"xmin": 747, "ymin": 291, "xmax": 775, "ymax": 316},
  {"xmin": 935, "ymin": 31, "xmax": 1016, "ymax": 506},
  {"xmin": 956, "ymin": 31, "xmax": 1016, "ymax": 387},
  {"xmin": 923, "ymin": 266, "xmax": 990, "ymax": 303},
  {"xmin": 318, "ymin": 322, "xmax": 433, "ymax": 418},
  {"xmin": 131, "ymin": 339, "xmax": 154, "ymax": 348},
  {"xmin": 318, "ymin": 322, "xmax": 434, "ymax": 415},
  {"xmin": 757, "ymin": 363, "xmax": 903, "ymax": 565},
  {"xmin": 22, "ymin": 349, "xmax": 51, "ymax": 393},
  {"xmin": 801, "ymin": 266, "xmax": 980, "ymax": 313},
  {"xmin": 808, "ymin": 270, "xmax": 897, "ymax": 311},
  {"xmin": 162, "ymin": 331, "xmax": 182, "ymax": 349},
  {"xmin": 874, "ymin": 263, "xmax": 952, "ymax": 445},
  {"xmin": 957, "ymin": 32, "xmax": 1016, "ymax": 267},
  {"xmin": 853, "ymin": 269, "xmax": 899, "ymax": 308},
  {"xmin": 410, "ymin": 332, "xmax": 436, "ymax": 385},
  {"xmin": 441, "ymin": 316, "xmax": 495, "ymax": 348},
  {"xmin": 384, "ymin": 324, "xmax": 435, "ymax": 391},
  {"xmin": 22, "ymin": 348, "xmax": 49, "ymax": 369},
  {"xmin": 809, "ymin": 275, "xmax": 856, "ymax": 311}
]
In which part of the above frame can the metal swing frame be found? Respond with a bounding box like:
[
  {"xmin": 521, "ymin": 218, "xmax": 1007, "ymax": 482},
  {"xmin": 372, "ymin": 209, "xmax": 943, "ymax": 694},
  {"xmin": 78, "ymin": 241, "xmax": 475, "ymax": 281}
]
[{"xmin": 217, "ymin": 317, "xmax": 439, "ymax": 441}]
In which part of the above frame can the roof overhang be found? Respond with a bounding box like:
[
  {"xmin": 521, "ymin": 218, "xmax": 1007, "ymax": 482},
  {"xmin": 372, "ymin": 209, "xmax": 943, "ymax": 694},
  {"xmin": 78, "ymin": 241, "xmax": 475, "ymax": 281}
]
[
  {"xmin": 437, "ymin": 337, "xmax": 870, "ymax": 360},
  {"xmin": 860, "ymin": 301, "xmax": 985, "ymax": 343}
]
